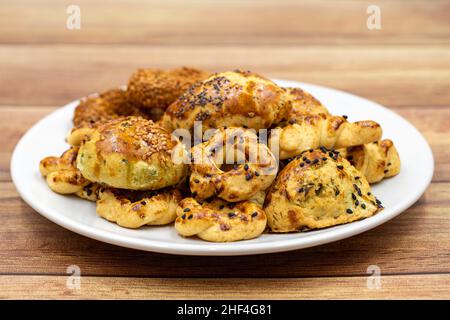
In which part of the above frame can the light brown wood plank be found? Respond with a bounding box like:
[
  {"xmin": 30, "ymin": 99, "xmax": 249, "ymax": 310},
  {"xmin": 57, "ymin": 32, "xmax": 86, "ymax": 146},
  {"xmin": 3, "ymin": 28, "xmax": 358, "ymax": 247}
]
[
  {"xmin": 1, "ymin": 274, "xmax": 449, "ymax": 299},
  {"xmin": 0, "ymin": 181, "xmax": 448, "ymax": 277},
  {"xmin": 1, "ymin": 0, "xmax": 449, "ymax": 46},
  {"xmin": 0, "ymin": 45, "xmax": 449, "ymax": 107}
]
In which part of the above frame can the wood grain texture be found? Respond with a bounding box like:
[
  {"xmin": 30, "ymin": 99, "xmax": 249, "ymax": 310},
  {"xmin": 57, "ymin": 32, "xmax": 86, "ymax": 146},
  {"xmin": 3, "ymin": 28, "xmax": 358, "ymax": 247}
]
[
  {"xmin": 1, "ymin": 275, "xmax": 449, "ymax": 299},
  {"xmin": 0, "ymin": 0, "xmax": 449, "ymax": 299}
]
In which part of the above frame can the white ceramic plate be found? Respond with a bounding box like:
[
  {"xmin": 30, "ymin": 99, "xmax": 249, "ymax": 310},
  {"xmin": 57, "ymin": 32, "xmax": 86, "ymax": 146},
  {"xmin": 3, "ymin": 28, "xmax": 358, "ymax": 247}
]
[{"xmin": 11, "ymin": 80, "xmax": 434, "ymax": 256}]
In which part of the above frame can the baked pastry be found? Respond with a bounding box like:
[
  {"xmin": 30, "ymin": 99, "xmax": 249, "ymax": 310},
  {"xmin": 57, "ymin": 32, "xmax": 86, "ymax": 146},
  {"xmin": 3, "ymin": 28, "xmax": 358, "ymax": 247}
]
[
  {"xmin": 161, "ymin": 70, "xmax": 290, "ymax": 134},
  {"xmin": 264, "ymin": 148, "xmax": 382, "ymax": 232},
  {"xmin": 190, "ymin": 127, "xmax": 278, "ymax": 202},
  {"xmin": 271, "ymin": 115, "xmax": 382, "ymax": 160},
  {"xmin": 340, "ymin": 139, "xmax": 401, "ymax": 183},
  {"xmin": 96, "ymin": 187, "xmax": 182, "ymax": 228},
  {"xmin": 76, "ymin": 116, "xmax": 187, "ymax": 190},
  {"xmin": 127, "ymin": 67, "xmax": 210, "ymax": 110},
  {"xmin": 39, "ymin": 147, "xmax": 90, "ymax": 195},
  {"xmin": 175, "ymin": 197, "xmax": 267, "ymax": 242},
  {"xmin": 284, "ymin": 87, "xmax": 329, "ymax": 121}
]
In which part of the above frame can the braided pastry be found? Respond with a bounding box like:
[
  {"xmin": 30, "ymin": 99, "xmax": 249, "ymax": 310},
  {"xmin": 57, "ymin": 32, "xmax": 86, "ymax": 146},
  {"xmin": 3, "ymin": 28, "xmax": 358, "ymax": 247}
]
[
  {"xmin": 190, "ymin": 127, "xmax": 278, "ymax": 202},
  {"xmin": 161, "ymin": 70, "xmax": 290, "ymax": 133},
  {"xmin": 264, "ymin": 148, "xmax": 382, "ymax": 232},
  {"xmin": 39, "ymin": 147, "xmax": 90, "ymax": 195},
  {"xmin": 96, "ymin": 187, "xmax": 182, "ymax": 228},
  {"xmin": 175, "ymin": 197, "xmax": 267, "ymax": 242},
  {"xmin": 340, "ymin": 139, "xmax": 401, "ymax": 183}
]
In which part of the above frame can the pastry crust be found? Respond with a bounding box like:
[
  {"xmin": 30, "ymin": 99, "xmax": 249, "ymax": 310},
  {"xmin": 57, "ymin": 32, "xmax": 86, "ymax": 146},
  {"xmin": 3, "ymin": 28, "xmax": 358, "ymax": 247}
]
[
  {"xmin": 96, "ymin": 187, "xmax": 182, "ymax": 228},
  {"xmin": 161, "ymin": 70, "xmax": 290, "ymax": 133},
  {"xmin": 264, "ymin": 148, "xmax": 382, "ymax": 232},
  {"xmin": 340, "ymin": 139, "xmax": 401, "ymax": 183},
  {"xmin": 175, "ymin": 197, "xmax": 267, "ymax": 242},
  {"xmin": 39, "ymin": 147, "xmax": 90, "ymax": 195},
  {"xmin": 76, "ymin": 116, "xmax": 187, "ymax": 190},
  {"xmin": 190, "ymin": 127, "xmax": 278, "ymax": 202},
  {"xmin": 127, "ymin": 67, "xmax": 210, "ymax": 110},
  {"xmin": 284, "ymin": 87, "xmax": 330, "ymax": 121}
]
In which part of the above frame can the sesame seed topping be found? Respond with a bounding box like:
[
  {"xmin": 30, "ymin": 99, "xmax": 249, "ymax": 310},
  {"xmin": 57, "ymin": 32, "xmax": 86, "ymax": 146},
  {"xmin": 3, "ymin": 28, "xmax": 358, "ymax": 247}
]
[
  {"xmin": 251, "ymin": 212, "xmax": 258, "ymax": 217},
  {"xmin": 346, "ymin": 209, "xmax": 353, "ymax": 214},
  {"xmin": 188, "ymin": 214, "xmax": 193, "ymax": 219}
]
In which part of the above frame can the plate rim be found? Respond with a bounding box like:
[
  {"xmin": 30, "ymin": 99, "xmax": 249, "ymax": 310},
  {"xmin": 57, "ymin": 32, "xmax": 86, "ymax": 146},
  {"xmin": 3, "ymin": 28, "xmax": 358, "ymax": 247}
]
[{"xmin": 10, "ymin": 80, "xmax": 435, "ymax": 256}]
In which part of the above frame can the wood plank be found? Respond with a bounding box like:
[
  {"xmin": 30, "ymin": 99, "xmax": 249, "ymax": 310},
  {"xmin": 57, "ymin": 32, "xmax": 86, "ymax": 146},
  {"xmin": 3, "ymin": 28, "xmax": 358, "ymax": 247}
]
[
  {"xmin": 1, "ymin": 0, "xmax": 449, "ymax": 45},
  {"xmin": 0, "ymin": 45, "xmax": 449, "ymax": 107},
  {"xmin": 2, "ymin": 106, "xmax": 449, "ymax": 182},
  {"xmin": 0, "ymin": 274, "xmax": 449, "ymax": 299},
  {"xmin": 0, "ymin": 181, "xmax": 448, "ymax": 278}
]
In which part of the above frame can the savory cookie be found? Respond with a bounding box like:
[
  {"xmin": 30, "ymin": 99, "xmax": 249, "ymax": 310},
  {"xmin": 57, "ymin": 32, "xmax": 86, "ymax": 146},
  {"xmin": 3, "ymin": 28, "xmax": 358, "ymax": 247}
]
[
  {"xmin": 161, "ymin": 70, "xmax": 290, "ymax": 134},
  {"xmin": 127, "ymin": 67, "xmax": 210, "ymax": 110},
  {"xmin": 175, "ymin": 197, "xmax": 267, "ymax": 242},
  {"xmin": 76, "ymin": 116, "xmax": 187, "ymax": 190},
  {"xmin": 264, "ymin": 148, "xmax": 382, "ymax": 232}
]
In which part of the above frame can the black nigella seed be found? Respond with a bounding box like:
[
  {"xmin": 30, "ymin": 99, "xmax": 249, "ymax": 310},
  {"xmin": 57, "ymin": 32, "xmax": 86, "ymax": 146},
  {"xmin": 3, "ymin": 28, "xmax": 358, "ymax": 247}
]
[
  {"xmin": 194, "ymin": 179, "xmax": 200, "ymax": 183},
  {"xmin": 251, "ymin": 212, "xmax": 258, "ymax": 217},
  {"xmin": 300, "ymin": 162, "xmax": 305, "ymax": 167},
  {"xmin": 140, "ymin": 201, "xmax": 147, "ymax": 205},
  {"xmin": 328, "ymin": 152, "xmax": 334, "ymax": 158},
  {"xmin": 227, "ymin": 203, "xmax": 236, "ymax": 209},
  {"xmin": 384, "ymin": 170, "xmax": 389, "ymax": 174},
  {"xmin": 228, "ymin": 212, "xmax": 236, "ymax": 218},
  {"xmin": 357, "ymin": 190, "xmax": 362, "ymax": 196},
  {"xmin": 298, "ymin": 187, "xmax": 305, "ymax": 193},
  {"xmin": 352, "ymin": 193, "xmax": 356, "ymax": 200},
  {"xmin": 361, "ymin": 203, "xmax": 366, "ymax": 209},
  {"xmin": 335, "ymin": 190, "xmax": 340, "ymax": 196},
  {"xmin": 183, "ymin": 208, "xmax": 191, "ymax": 212},
  {"xmin": 245, "ymin": 173, "xmax": 253, "ymax": 181},
  {"xmin": 367, "ymin": 192, "xmax": 371, "ymax": 196},
  {"xmin": 388, "ymin": 162, "xmax": 392, "ymax": 166},
  {"xmin": 337, "ymin": 165, "xmax": 344, "ymax": 170},
  {"xmin": 205, "ymin": 174, "xmax": 212, "ymax": 178},
  {"xmin": 309, "ymin": 148, "xmax": 313, "ymax": 152},
  {"xmin": 355, "ymin": 176, "xmax": 360, "ymax": 180},
  {"xmin": 305, "ymin": 159, "xmax": 311, "ymax": 164},
  {"xmin": 303, "ymin": 156, "xmax": 307, "ymax": 161},
  {"xmin": 219, "ymin": 204, "xmax": 225, "ymax": 209},
  {"xmin": 244, "ymin": 164, "xmax": 249, "ymax": 171},
  {"xmin": 346, "ymin": 209, "xmax": 353, "ymax": 214},
  {"xmin": 355, "ymin": 200, "xmax": 359, "ymax": 206},
  {"xmin": 376, "ymin": 199, "xmax": 382, "ymax": 205},
  {"xmin": 181, "ymin": 214, "xmax": 186, "ymax": 219},
  {"xmin": 343, "ymin": 115, "xmax": 348, "ymax": 119},
  {"xmin": 312, "ymin": 159, "xmax": 319, "ymax": 164},
  {"xmin": 188, "ymin": 214, "xmax": 193, "ymax": 219},
  {"xmin": 254, "ymin": 171, "xmax": 260, "ymax": 176},
  {"xmin": 322, "ymin": 157, "xmax": 327, "ymax": 161}
]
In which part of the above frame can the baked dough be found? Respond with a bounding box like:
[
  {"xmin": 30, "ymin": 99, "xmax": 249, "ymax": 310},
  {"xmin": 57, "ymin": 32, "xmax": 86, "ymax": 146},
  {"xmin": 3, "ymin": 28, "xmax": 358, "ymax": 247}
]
[
  {"xmin": 127, "ymin": 67, "xmax": 210, "ymax": 110},
  {"xmin": 174, "ymin": 197, "xmax": 267, "ymax": 242},
  {"xmin": 284, "ymin": 87, "xmax": 329, "ymax": 121},
  {"xmin": 340, "ymin": 139, "xmax": 401, "ymax": 183},
  {"xmin": 39, "ymin": 147, "xmax": 90, "ymax": 194},
  {"xmin": 76, "ymin": 116, "xmax": 187, "ymax": 190},
  {"xmin": 264, "ymin": 148, "xmax": 382, "ymax": 232},
  {"xmin": 96, "ymin": 187, "xmax": 182, "ymax": 228},
  {"xmin": 189, "ymin": 127, "xmax": 278, "ymax": 202},
  {"xmin": 161, "ymin": 70, "xmax": 290, "ymax": 133}
]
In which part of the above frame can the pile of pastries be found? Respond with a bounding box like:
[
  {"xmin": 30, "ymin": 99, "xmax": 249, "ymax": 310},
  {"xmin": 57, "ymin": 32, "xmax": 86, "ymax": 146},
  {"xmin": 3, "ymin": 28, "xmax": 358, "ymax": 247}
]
[{"xmin": 39, "ymin": 67, "xmax": 400, "ymax": 242}]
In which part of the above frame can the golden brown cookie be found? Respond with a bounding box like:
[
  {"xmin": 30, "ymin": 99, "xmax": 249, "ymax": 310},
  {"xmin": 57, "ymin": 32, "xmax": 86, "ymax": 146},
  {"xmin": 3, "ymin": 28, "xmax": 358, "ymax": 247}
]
[
  {"xmin": 161, "ymin": 70, "xmax": 290, "ymax": 133},
  {"xmin": 175, "ymin": 197, "xmax": 267, "ymax": 242},
  {"xmin": 190, "ymin": 127, "xmax": 278, "ymax": 202},
  {"xmin": 127, "ymin": 67, "xmax": 210, "ymax": 110},
  {"xmin": 264, "ymin": 148, "xmax": 382, "ymax": 232},
  {"xmin": 76, "ymin": 116, "xmax": 187, "ymax": 190},
  {"xmin": 96, "ymin": 187, "xmax": 182, "ymax": 228}
]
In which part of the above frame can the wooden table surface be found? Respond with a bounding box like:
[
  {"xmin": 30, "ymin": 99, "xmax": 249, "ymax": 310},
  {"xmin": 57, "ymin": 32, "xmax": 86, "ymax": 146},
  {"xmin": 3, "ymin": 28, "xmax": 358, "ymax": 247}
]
[{"xmin": 1, "ymin": 0, "xmax": 449, "ymax": 299}]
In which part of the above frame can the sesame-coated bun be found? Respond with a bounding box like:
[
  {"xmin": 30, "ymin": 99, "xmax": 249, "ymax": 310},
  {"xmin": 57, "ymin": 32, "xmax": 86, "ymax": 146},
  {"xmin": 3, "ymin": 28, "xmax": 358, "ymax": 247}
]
[
  {"xmin": 161, "ymin": 70, "xmax": 290, "ymax": 133},
  {"xmin": 127, "ymin": 67, "xmax": 210, "ymax": 110},
  {"xmin": 264, "ymin": 148, "xmax": 382, "ymax": 232},
  {"xmin": 76, "ymin": 116, "xmax": 187, "ymax": 190}
]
